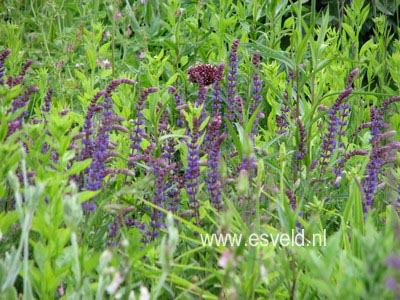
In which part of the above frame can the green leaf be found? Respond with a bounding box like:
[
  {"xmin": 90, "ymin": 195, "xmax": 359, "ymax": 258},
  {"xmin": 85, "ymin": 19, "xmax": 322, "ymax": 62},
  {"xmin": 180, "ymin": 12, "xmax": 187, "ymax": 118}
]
[
  {"xmin": 252, "ymin": 44, "xmax": 295, "ymax": 70},
  {"xmin": 77, "ymin": 190, "xmax": 100, "ymax": 203},
  {"xmin": 225, "ymin": 119, "xmax": 242, "ymax": 158},
  {"xmin": 0, "ymin": 211, "xmax": 18, "ymax": 236},
  {"xmin": 4, "ymin": 85, "xmax": 21, "ymax": 102},
  {"xmin": 86, "ymin": 46, "xmax": 97, "ymax": 70},
  {"xmin": 342, "ymin": 23, "xmax": 356, "ymax": 41},
  {"xmin": 99, "ymin": 41, "xmax": 111, "ymax": 55},
  {"xmin": 66, "ymin": 159, "xmax": 92, "ymax": 177}
]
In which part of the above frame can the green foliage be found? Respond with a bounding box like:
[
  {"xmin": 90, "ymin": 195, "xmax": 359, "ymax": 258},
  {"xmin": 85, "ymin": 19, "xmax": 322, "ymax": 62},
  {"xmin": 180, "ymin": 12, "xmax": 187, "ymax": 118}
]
[{"xmin": 0, "ymin": 0, "xmax": 399, "ymax": 299}]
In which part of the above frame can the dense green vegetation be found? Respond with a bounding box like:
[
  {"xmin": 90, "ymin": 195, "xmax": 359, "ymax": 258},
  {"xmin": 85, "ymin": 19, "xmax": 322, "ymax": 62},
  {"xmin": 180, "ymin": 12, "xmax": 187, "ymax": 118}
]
[{"xmin": 0, "ymin": 0, "xmax": 400, "ymax": 299}]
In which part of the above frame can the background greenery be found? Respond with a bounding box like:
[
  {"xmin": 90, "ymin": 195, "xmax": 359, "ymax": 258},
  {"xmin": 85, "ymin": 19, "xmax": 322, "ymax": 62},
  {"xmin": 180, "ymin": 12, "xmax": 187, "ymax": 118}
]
[{"xmin": 0, "ymin": 0, "xmax": 400, "ymax": 299}]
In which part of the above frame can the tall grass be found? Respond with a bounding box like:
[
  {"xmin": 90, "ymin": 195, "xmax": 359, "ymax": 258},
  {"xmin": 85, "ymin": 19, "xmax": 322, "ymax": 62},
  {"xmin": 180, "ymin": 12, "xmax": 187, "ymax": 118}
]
[{"xmin": 0, "ymin": 0, "xmax": 399, "ymax": 299}]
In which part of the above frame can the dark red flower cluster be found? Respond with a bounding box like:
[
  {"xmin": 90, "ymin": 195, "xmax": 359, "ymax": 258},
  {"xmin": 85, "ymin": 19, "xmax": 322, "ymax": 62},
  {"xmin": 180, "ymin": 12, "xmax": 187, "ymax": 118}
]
[{"xmin": 187, "ymin": 63, "xmax": 223, "ymax": 86}]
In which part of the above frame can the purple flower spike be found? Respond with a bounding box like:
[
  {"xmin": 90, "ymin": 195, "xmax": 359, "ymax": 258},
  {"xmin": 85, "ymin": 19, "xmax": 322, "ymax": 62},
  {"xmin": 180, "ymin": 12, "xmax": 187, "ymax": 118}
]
[
  {"xmin": 12, "ymin": 59, "xmax": 33, "ymax": 87},
  {"xmin": 277, "ymin": 70, "xmax": 295, "ymax": 135},
  {"xmin": 185, "ymin": 117, "xmax": 201, "ymax": 223},
  {"xmin": 82, "ymin": 90, "xmax": 107, "ymax": 160},
  {"xmin": 106, "ymin": 78, "xmax": 136, "ymax": 96},
  {"xmin": 387, "ymin": 256, "xmax": 400, "ymax": 270},
  {"xmin": 296, "ymin": 118, "xmax": 306, "ymax": 161},
  {"xmin": 346, "ymin": 68, "xmax": 359, "ymax": 89},
  {"xmin": 226, "ymin": 39, "xmax": 240, "ymax": 122},
  {"xmin": 148, "ymin": 158, "xmax": 175, "ymax": 240},
  {"xmin": 0, "ymin": 49, "xmax": 11, "ymax": 84},
  {"xmin": 333, "ymin": 150, "xmax": 369, "ymax": 186},
  {"xmin": 129, "ymin": 87, "xmax": 158, "ymax": 153},
  {"xmin": 397, "ymin": 184, "xmax": 400, "ymax": 216},
  {"xmin": 205, "ymin": 116, "xmax": 225, "ymax": 210},
  {"xmin": 362, "ymin": 105, "xmax": 395, "ymax": 213},
  {"xmin": 250, "ymin": 54, "xmax": 263, "ymax": 136},
  {"xmin": 42, "ymin": 88, "xmax": 54, "ymax": 113},
  {"xmin": 382, "ymin": 96, "xmax": 400, "ymax": 115},
  {"xmin": 318, "ymin": 87, "xmax": 353, "ymax": 172},
  {"xmin": 168, "ymin": 86, "xmax": 185, "ymax": 126},
  {"xmin": 211, "ymin": 63, "xmax": 225, "ymax": 116}
]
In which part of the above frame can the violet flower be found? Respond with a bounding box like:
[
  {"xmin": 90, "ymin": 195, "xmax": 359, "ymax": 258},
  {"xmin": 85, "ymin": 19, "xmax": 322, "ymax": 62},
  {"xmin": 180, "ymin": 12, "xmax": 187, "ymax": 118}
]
[
  {"xmin": 188, "ymin": 63, "xmax": 224, "ymax": 121},
  {"xmin": 397, "ymin": 184, "xmax": 400, "ymax": 216},
  {"xmin": 361, "ymin": 105, "xmax": 400, "ymax": 213},
  {"xmin": 211, "ymin": 63, "xmax": 225, "ymax": 116},
  {"xmin": 277, "ymin": 70, "xmax": 295, "ymax": 135},
  {"xmin": 42, "ymin": 87, "xmax": 54, "ymax": 113},
  {"xmin": 346, "ymin": 68, "xmax": 360, "ymax": 89},
  {"xmin": 333, "ymin": 150, "xmax": 369, "ymax": 186},
  {"xmin": 105, "ymin": 78, "xmax": 136, "ymax": 96},
  {"xmin": 6, "ymin": 86, "xmax": 39, "ymax": 138},
  {"xmin": 226, "ymin": 39, "xmax": 240, "ymax": 122},
  {"xmin": 318, "ymin": 88, "xmax": 353, "ymax": 170},
  {"xmin": 296, "ymin": 118, "xmax": 306, "ymax": 161},
  {"xmin": 12, "ymin": 59, "xmax": 33, "ymax": 87},
  {"xmin": 235, "ymin": 95, "xmax": 244, "ymax": 125},
  {"xmin": 0, "ymin": 49, "xmax": 11, "ymax": 85},
  {"xmin": 168, "ymin": 86, "xmax": 185, "ymax": 126},
  {"xmin": 250, "ymin": 53, "xmax": 263, "ymax": 136},
  {"xmin": 83, "ymin": 96, "xmax": 114, "ymax": 210},
  {"xmin": 148, "ymin": 158, "xmax": 175, "ymax": 240},
  {"xmin": 386, "ymin": 255, "xmax": 400, "ymax": 297},
  {"xmin": 285, "ymin": 189, "xmax": 302, "ymax": 230},
  {"xmin": 185, "ymin": 116, "xmax": 201, "ymax": 223},
  {"xmin": 81, "ymin": 90, "xmax": 107, "ymax": 160},
  {"xmin": 188, "ymin": 63, "xmax": 223, "ymax": 87},
  {"xmin": 129, "ymin": 87, "xmax": 158, "ymax": 153},
  {"xmin": 205, "ymin": 116, "xmax": 225, "ymax": 211},
  {"xmin": 382, "ymin": 96, "xmax": 400, "ymax": 114}
]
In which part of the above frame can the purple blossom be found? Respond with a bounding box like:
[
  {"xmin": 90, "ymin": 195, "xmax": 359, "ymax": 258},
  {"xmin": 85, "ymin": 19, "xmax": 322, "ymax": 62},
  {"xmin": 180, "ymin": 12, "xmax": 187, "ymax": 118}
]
[
  {"xmin": 226, "ymin": 39, "xmax": 240, "ymax": 122},
  {"xmin": 197, "ymin": 85, "xmax": 208, "ymax": 121},
  {"xmin": 318, "ymin": 87, "xmax": 353, "ymax": 172},
  {"xmin": 296, "ymin": 118, "xmax": 306, "ymax": 161},
  {"xmin": 317, "ymin": 69, "xmax": 358, "ymax": 175},
  {"xmin": 277, "ymin": 70, "xmax": 295, "ymax": 135},
  {"xmin": 333, "ymin": 150, "xmax": 369, "ymax": 186},
  {"xmin": 285, "ymin": 189, "xmax": 302, "ymax": 230},
  {"xmin": 6, "ymin": 85, "xmax": 39, "ymax": 138},
  {"xmin": 345, "ymin": 68, "xmax": 359, "ymax": 89},
  {"xmin": 370, "ymin": 105, "xmax": 384, "ymax": 144},
  {"xmin": 185, "ymin": 116, "xmax": 201, "ymax": 223},
  {"xmin": 81, "ymin": 90, "xmax": 107, "ymax": 160},
  {"xmin": 362, "ymin": 140, "xmax": 399, "ymax": 211},
  {"xmin": 235, "ymin": 95, "xmax": 244, "ymax": 125},
  {"xmin": 42, "ymin": 87, "xmax": 54, "ymax": 113},
  {"xmin": 0, "ymin": 49, "xmax": 11, "ymax": 84},
  {"xmin": 205, "ymin": 116, "xmax": 225, "ymax": 210},
  {"xmin": 84, "ymin": 96, "xmax": 114, "ymax": 209},
  {"xmin": 129, "ymin": 87, "xmax": 158, "ymax": 153},
  {"xmin": 362, "ymin": 106, "xmax": 394, "ymax": 213},
  {"xmin": 396, "ymin": 184, "xmax": 400, "ymax": 214},
  {"xmin": 250, "ymin": 53, "xmax": 263, "ymax": 136},
  {"xmin": 187, "ymin": 63, "xmax": 224, "ymax": 86},
  {"xmin": 169, "ymin": 86, "xmax": 185, "ymax": 126},
  {"xmin": 79, "ymin": 79, "xmax": 137, "ymax": 209},
  {"xmin": 385, "ymin": 277, "xmax": 398, "ymax": 292},
  {"xmin": 211, "ymin": 63, "xmax": 225, "ymax": 116},
  {"xmin": 387, "ymin": 256, "xmax": 400, "ymax": 270},
  {"xmin": 106, "ymin": 78, "xmax": 136, "ymax": 96},
  {"xmin": 188, "ymin": 63, "xmax": 224, "ymax": 121},
  {"xmin": 12, "ymin": 59, "xmax": 33, "ymax": 87},
  {"xmin": 382, "ymin": 96, "xmax": 400, "ymax": 114},
  {"xmin": 148, "ymin": 158, "xmax": 175, "ymax": 240},
  {"xmin": 386, "ymin": 255, "xmax": 400, "ymax": 297}
]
